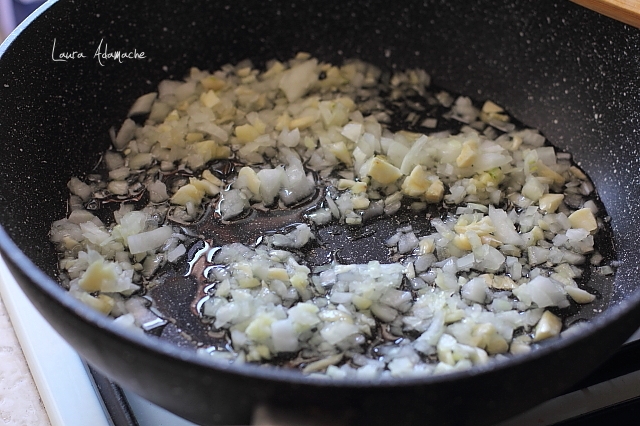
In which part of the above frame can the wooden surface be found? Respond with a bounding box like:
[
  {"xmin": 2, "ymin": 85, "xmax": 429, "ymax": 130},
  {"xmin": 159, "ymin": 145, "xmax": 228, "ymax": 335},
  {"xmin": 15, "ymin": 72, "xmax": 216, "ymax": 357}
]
[{"xmin": 571, "ymin": 0, "xmax": 640, "ymax": 28}]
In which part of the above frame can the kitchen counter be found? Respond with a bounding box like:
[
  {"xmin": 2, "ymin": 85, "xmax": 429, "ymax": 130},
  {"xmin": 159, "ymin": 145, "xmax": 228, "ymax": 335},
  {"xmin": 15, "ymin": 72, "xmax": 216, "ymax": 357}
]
[{"xmin": 0, "ymin": 294, "xmax": 50, "ymax": 426}]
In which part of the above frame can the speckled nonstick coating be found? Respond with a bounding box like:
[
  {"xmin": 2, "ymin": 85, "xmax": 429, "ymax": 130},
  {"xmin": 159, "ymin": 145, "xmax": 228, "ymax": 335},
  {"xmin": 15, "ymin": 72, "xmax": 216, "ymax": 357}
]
[{"xmin": 0, "ymin": 1, "xmax": 639, "ymax": 425}]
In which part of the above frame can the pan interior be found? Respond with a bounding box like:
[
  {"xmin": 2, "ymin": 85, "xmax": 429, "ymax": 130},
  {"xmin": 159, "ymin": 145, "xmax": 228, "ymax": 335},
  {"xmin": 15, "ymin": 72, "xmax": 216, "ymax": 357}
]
[{"xmin": 0, "ymin": 1, "xmax": 639, "ymax": 424}]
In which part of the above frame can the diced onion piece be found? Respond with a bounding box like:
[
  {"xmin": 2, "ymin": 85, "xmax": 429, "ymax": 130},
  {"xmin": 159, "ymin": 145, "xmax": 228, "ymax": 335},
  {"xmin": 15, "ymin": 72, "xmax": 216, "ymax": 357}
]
[
  {"xmin": 107, "ymin": 180, "xmax": 129, "ymax": 196},
  {"xmin": 236, "ymin": 166, "xmax": 261, "ymax": 195},
  {"xmin": 128, "ymin": 92, "xmax": 157, "ymax": 116},
  {"xmin": 148, "ymin": 180, "xmax": 169, "ymax": 203},
  {"xmin": 568, "ymin": 208, "xmax": 598, "ymax": 232},
  {"xmin": 513, "ymin": 276, "xmax": 567, "ymax": 308},
  {"xmin": 456, "ymin": 139, "xmax": 478, "ymax": 168},
  {"xmin": 257, "ymin": 167, "xmax": 286, "ymax": 205},
  {"xmin": 271, "ymin": 319, "xmax": 299, "ymax": 352},
  {"xmin": 565, "ymin": 286, "xmax": 596, "ymax": 304},
  {"xmin": 67, "ymin": 177, "xmax": 92, "ymax": 202},
  {"xmin": 302, "ymin": 354, "xmax": 343, "ymax": 374},
  {"xmin": 489, "ymin": 205, "xmax": 524, "ymax": 246},
  {"xmin": 78, "ymin": 293, "xmax": 115, "ymax": 314},
  {"xmin": 278, "ymin": 59, "xmax": 318, "ymax": 102},
  {"xmin": 461, "ymin": 277, "xmax": 488, "ymax": 303},
  {"xmin": 200, "ymin": 90, "xmax": 220, "ymax": 108},
  {"xmin": 362, "ymin": 156, "xmax": 403, "ymax": 185},
  {"xmin": 78, "ymin": 259, "xmax": 117, "ymax": 292},
  {"xmin": 219, "ymin": 189, "xmax": 248, "ymax": 220},
  {"xmin": 129, "ymin": 153, "xmax": 154, "ymax": 170},
  {"xmin": 167, "ymin": 244, "xmax": 186, "ymax": 262},
  {"xmin": 320, "ymin": 321, "xmax": 359, "ymax": 345},
  {"xmin": 171, "ymin": 184, "xmax": 205, "ymax": 206},
  {"xmin": 539, "ymin": 194, "xmax": 564, "ymax": 213},
  {"xmin": 533, "ymin": 311, "xmax": 562, "ymax": 342},
  {"xmin": 522, "ymin": 176, "xmax": 546, "ymax": 202},
  {"xmin": 115, "ymin": 118, "xmax": 137, "ymax": 149},
  {"xmin": 341, "ymin": 123, "xmax": 364, "ymax": 142},
  {"xmin": 128, "ymin": 226, "xmax": 173, "ymax": 255},
  {"xmin": 68, "ymin": 210, "xmax": 95, "ymax": 224}
]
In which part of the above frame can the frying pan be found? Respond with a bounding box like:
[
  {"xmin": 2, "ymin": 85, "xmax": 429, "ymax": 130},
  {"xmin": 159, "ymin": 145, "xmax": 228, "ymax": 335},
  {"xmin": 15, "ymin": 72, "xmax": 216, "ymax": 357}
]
[{"xmin": 1, "ymin": 0, "xmax": 639, "ymax": 425}]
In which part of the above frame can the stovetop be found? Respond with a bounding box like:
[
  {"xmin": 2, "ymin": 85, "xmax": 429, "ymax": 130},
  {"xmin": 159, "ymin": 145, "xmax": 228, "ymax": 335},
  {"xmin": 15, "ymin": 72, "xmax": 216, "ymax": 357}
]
[{"xmin": 2, "ymin": 253, "xmax": 640, "ymax": 426}]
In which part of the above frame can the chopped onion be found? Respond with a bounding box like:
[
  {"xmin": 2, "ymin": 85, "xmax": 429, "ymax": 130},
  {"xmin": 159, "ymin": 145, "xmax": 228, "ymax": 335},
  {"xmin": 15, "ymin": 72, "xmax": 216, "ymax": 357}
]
[
  {"xmin": 128, "ymin": 226, "xmax": 174, "ymax": 255},
  {"xmin": 128, "ymin": 92, "xmax": 158, "ymax": 117},
  {"xmin": 50, "ymin": 54, "xmax": 611, "ymax": 381}
]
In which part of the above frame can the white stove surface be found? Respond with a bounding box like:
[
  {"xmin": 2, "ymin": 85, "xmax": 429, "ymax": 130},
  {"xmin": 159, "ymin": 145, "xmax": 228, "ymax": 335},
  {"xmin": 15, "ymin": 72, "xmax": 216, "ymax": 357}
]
[
  {"xmin": 0, "ymin": 255, "xmax": 194, "ymax": 426},
  {"xmin": 1, "ymin": 253, "xmax": 639, "ymax": 426}
]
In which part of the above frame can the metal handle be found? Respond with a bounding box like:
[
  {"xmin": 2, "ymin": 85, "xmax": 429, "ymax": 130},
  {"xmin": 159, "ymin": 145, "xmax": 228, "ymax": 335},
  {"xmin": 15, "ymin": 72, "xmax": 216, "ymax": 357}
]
[
  {"xmin": 571, "ymin": 0, "xmax": 640, "ymax": 28},
  {"xmin": 253, "ymin": 404, "xmax": 349, "ymax": 426}
]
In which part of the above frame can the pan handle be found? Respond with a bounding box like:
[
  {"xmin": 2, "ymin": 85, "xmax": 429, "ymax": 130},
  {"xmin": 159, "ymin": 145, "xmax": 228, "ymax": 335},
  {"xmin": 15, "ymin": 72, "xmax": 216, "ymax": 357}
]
[
  {"xmin": 252, "ymin": 404, "xmax": 349, "ymax": 426},
  {"xmin": 571, "ymin": 0, "xmax": 640, "ymax": 28}
]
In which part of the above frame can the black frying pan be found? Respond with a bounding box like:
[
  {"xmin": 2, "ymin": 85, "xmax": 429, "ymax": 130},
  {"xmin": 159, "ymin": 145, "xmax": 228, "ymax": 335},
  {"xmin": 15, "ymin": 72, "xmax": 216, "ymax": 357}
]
[{"xmin": 1, "ymin": 1, "xmax": 639, "ymax": 425}]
